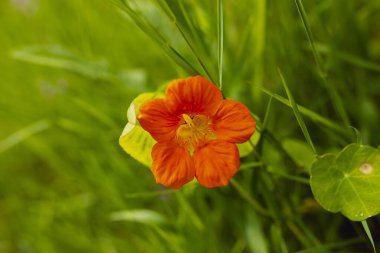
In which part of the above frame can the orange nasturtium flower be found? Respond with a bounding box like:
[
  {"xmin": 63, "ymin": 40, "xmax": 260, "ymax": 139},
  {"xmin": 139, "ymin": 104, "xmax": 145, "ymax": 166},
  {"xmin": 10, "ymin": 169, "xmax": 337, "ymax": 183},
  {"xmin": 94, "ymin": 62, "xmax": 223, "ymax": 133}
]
[{"xmin": 138, "ymin": 76, "xmax": 256, "ymax": 189}]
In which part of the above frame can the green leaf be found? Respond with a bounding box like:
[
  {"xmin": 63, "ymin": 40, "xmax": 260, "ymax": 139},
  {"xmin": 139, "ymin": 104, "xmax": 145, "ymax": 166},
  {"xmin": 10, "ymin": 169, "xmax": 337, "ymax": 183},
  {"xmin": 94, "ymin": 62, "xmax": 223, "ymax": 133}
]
[
  {"xmin": 119, "ymin": 92, "xmax": 164, "ymax": 167},
  {"xmin": 282, "ymin": 139, "xmax": 315, "ymax": 168},
  {"xmin": 237, "ymin": 130, "xmax": 261, "ymax": 157},
  {"xmin": 310, "ymin": 143, "xmax": 380, "ymax": 221}
]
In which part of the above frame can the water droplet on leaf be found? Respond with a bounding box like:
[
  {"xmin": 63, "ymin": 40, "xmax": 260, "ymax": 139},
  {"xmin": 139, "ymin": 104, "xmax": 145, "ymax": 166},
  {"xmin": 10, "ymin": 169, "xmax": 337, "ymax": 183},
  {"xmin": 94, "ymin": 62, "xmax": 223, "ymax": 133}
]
[{"xmin": 359, "ymin": 163, "xmax": 373, "ymax": 175}]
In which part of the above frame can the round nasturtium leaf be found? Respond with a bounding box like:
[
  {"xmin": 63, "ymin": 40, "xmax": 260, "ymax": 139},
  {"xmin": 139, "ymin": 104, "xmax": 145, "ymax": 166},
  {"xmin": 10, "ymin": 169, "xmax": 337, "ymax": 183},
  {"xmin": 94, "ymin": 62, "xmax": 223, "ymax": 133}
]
[
  {"xmin": 119, "ymin": 92, "xmax": 164, "ymax": 167},
  {"xmin": 310, "ymin": 144, "xmax": 380, "ymax": 221},
  {"xmin": 237, "ymin": 130, "xmax": 261, "ymax": 157}
]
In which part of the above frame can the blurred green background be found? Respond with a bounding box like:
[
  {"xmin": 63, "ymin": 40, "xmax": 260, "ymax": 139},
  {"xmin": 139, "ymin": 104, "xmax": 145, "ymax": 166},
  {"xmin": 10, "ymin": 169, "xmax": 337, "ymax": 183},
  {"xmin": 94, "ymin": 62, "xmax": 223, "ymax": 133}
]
[{"xmin": 1, "ymin": 0, "xmax": 380, "ymax": 252}]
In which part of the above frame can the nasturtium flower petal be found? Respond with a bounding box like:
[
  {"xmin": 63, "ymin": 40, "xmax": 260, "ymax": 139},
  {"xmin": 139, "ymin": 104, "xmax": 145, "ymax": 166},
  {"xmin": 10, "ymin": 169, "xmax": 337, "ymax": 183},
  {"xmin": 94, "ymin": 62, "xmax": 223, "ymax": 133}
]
[
  {"xmin": 193, "ymin": 140, "xmax": 240, "ymax": 188},
  {"xmin": 212, "ymin": 100, "xmax": 256, "ymax": 143},
  {"xmin": 151, "ymin": 142, "xmax": 195, "ymax": 189},
  {"xmin": 165, "ymin": 75, "xmax": 223, "ymax": 116},
  {"xmin": 138, "ymin": 98, "xmax": 180, "ymax": 143}
]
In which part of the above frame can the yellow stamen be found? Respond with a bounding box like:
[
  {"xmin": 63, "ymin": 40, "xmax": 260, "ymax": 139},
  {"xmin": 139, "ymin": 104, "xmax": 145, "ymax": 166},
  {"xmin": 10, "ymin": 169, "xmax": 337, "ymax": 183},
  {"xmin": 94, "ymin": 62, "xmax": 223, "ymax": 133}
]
[
  {"xmin": 176, "ymin": 114, "xmax": 214, "ymax": 153},
  {"xmin": 182, "ymin": 114, "xmax": 194, "ymax": 127}
]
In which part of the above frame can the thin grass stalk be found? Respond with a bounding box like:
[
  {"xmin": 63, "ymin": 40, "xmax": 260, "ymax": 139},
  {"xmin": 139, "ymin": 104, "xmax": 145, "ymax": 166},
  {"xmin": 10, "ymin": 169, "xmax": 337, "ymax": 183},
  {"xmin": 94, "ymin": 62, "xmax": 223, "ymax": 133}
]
[
  {"xmin": 217, "ymin": 0, "xmax": 224, "ymax": 89},
  {"xmin": 294, "ymin": 0, "xmax": 350, "ymax": 126}
]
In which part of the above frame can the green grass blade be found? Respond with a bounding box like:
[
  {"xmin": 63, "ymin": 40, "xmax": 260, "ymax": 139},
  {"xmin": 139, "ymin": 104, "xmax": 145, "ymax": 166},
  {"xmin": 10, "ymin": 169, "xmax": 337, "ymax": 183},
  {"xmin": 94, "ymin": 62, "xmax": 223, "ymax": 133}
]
[
  {"xmin": 349, "ymin": 126, "xmax": 362, "ymax": 145},
  {"xmin": 174, "ymin": 191, "xmax": 204, "ymax": 231},
  {"xmin": 12, "ymin": 46, "xmax": 114, "ymax": 80},
  {"xmin": 270, "ymin": 225, "xmax": 289, "ymax": 253},
  {"xmin": 262, "ymin": 96, "xmax": 273, "ymax": 130},
  {"xmin": 321, "ymin": 77, "xmax": 350, "ymax": 126},
  {"xmin": 165, "ymin": 45, "xmax": 201, "ymax": 74},
  {"xmin": 124, "ymin": 183, "xmax": 197, "ymax": 199},
  {"xmin": 175, "ymin": 0, "xmax": 215, "ymax": 75},
  {"xmin": 260, "ymin": 88, "xmax": 349, "ymax": 137},
  {"xmin": 72, "ymin": 98, "xmax": 118, "ymax": 129},
  {"xmin": 294, "ymin": 0, "xmax": 324, "ymax": 77},
  {"xmin": 245, "ymin": 211, "xmax": 269, "ymax": 253},
  {"xmin": 125, "ymin": 189, "xmax": 174, "ymax": 199},
  {"xmin": 230, "ymin": 179, "xmax": 268, "ymax": 216},
  {"xmin": 111, "ymin": 0, "xmax": 200, "ymax": 75},
  {"xmin": 294, "ymin": 0, "xmax": 349, "ymax": 126},
  {"xmin": 110, "ymin": 209, "xmax": 167, "ymax": 226},
  {"xmin": 250, "ymin": 0, "xmax": 266, "ymax": 102},
  {"xmin": 153, "ymin": 0, "xmax": 174, "ymax": 19},
  {"xmin": 231, "ymin": 240, "xmax": 246, "ymax": 253},
  {"xmin": 293, "ymin": 238, "xmax": 363, "ymax": 253},
  {"xmin": 295, "ymin": 218, "xmax": 321, "ymax": 246},
  {"xmin": 286, "ymin": 222, "xmax": 313, "ymax": 247},
  {"xmin": 278, "ymin": 69, "xmax": 317, "ymax": 155},
  {"xmin": 0, "ymin": 120, "xmax": 51, "ymax": 153},
  {"xmin": 217, "ymin": 0, "xmax": 224, "ymax": 89},
  {"xmin": 174, "ymin": 23, "xmax": 215, "ymax": 83},
  {"xmin": 361, "ymin": 220, "xmax": 377, "ymax": 253},
  {"xmin": 154, "ymin": 0, "xmax": 216, "ymax": 83},
  {"xmin": 315, "ymin": 43, "xmax": 380, "ymax": 72},
  {"xmin": 239, "ymin": 161, "xmax": 264, "ymax": 171},
  {"xmin": 268, "ymin": 171, "xmax": 309, "ymax": 184}
]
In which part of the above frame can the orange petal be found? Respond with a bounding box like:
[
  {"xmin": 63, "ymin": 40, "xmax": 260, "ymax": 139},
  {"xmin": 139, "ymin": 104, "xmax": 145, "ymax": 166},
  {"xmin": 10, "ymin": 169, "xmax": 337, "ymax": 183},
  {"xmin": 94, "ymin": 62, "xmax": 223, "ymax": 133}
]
[
  {"xmin": 212, "ymin": 100, "xmax": 256, "ymax": 143},
  {"xmin": 165, "ymin": 75, "xmax": 223, "ymax": 116},
  {"xmin": 151, "ymin": 142, "xmax": 195, "ymax": 189},
  {"xmin": 193, "ymin": 140, "xmax": 240, "ymax": 188},
  {"xmin": 137, "ymin": 98, "xmax": 180, "ymax": 142}
]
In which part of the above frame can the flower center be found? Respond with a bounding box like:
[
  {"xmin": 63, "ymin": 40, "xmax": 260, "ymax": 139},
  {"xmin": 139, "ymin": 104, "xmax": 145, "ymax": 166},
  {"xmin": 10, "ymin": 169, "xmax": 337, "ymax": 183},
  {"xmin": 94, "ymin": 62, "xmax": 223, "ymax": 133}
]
[{"xmin": 176, "ymin": 114, "xmax": 213, "ymax": 153}]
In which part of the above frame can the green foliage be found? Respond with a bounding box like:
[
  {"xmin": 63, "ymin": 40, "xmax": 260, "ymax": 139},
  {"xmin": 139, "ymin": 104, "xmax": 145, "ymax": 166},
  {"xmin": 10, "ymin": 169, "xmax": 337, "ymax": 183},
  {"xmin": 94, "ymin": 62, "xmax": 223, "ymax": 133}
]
[
  {"xmin": 119, "ymin": 92, "xmax": 163, "ymax": 167},
  {"xmin": 13, "ymin": 45, "xmax": 114, "ymax": 81},
  {"xmin": 1, "ymin": 0, "xmax": 380, "ymax": 252},
  {"xmin": 237, "ymin": 131, "xmax": 261, "ymax": 157},
  {"xmin": 278, "ymin": 69, "xmax": 317, "ymax": 155},
  {"xmin": 110, "ymin": 209, "xmax": 167, "ymax": 225},
  {"xmin": 311, "ymin": 144, "xmax": 380, "ymax": 221},
  {"xmin": 0, "ymin": 119, "xmax": 51, "ymax": 153},
  {"xmin": 362, "ymin": 220, "xmax": 377, "ymax": 253}
]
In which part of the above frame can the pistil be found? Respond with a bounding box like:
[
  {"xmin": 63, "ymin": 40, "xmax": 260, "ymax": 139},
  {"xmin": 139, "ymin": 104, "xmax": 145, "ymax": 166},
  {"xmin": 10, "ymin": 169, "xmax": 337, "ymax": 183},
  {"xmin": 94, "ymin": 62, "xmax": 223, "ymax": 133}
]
[{"xmin": 176, "ymin": 114, "xmax": 213, "ymax": 153}]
